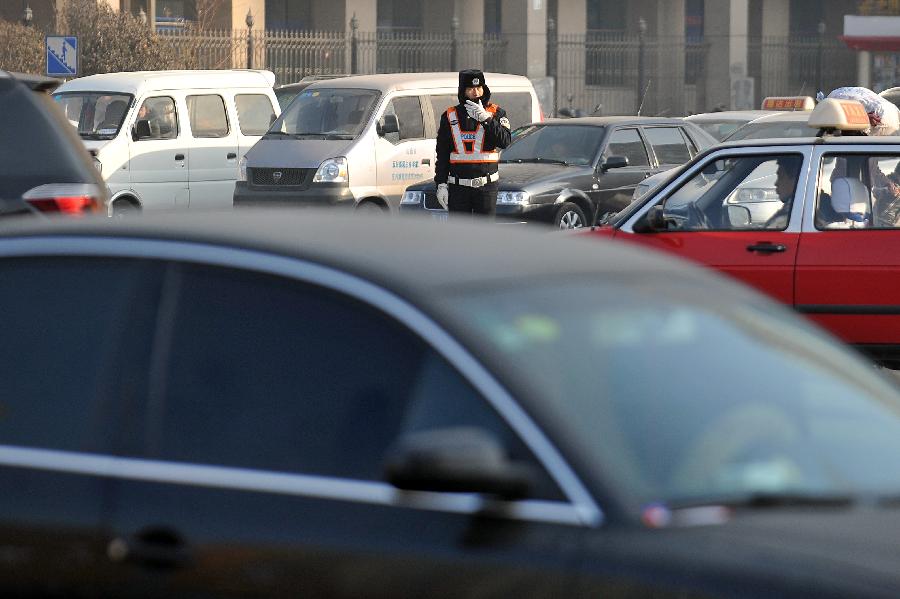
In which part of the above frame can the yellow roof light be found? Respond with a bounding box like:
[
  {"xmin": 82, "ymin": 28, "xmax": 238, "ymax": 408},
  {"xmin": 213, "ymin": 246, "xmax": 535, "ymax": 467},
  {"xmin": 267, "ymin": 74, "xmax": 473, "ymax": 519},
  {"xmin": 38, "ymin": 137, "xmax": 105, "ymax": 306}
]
[
  {"xmin": 761, "ymin": 96, "xmax": 816, "ymax": 111},
  {"xmin": 807, "ymin": 98, "xmax": 871, "ymax": 132}
]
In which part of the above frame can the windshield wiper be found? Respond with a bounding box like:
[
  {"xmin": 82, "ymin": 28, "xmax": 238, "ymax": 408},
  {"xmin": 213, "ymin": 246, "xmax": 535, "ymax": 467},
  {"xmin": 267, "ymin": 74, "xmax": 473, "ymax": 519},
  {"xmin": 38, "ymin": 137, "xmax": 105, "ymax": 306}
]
[
  {"xmin": 666, "ymin": 492, "xmax": 855, "ymax": 510},
  {"xmin": 503, "ymin": 157, "xmax": 570, "ymax": 166},
  {"xmin": 80, "ymin": 132, "xmax": 111, "ymax": 140}
]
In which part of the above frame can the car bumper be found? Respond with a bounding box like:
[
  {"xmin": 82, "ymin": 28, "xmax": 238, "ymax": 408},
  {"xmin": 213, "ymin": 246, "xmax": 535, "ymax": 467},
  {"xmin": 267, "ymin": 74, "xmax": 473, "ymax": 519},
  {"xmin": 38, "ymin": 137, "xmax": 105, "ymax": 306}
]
[
  {"xmin": 233, "ymin": 182, "xmax": 355, "ymax": 209},
  {"xmin": 400, "ymin": 201, "xmax": 559, "ymax": 224}
]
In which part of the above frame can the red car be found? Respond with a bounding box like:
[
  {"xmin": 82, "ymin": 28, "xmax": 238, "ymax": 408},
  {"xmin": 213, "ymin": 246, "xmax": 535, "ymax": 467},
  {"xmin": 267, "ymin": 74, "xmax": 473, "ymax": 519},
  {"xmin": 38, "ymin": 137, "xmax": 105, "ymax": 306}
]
[{"xmin": 587, "ymin": 98, "xmax": 900, "ymax": 367}]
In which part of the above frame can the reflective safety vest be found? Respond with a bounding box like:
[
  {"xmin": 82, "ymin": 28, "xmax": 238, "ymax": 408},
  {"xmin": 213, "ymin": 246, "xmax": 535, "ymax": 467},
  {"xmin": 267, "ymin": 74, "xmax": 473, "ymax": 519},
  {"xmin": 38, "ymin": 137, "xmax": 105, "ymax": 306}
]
[{"xmin": 447, "ymin": 106, "xmax": 500, "ymax": 164}]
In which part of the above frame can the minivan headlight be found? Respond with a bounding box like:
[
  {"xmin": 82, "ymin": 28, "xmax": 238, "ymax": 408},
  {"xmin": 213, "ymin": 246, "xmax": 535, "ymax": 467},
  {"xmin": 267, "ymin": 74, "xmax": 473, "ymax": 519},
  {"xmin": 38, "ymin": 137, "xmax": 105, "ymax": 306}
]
[
  {"xmin": 497, "ymin": 191, "xmax": 530, "ymax": 205},
  {"xmin": 313, "ymin": 157, "xmax": 349, "ymax": 183},
  {"xmin": 401, "ymin": 190, "xmax": 424, "ymax": 205},
  {"xmin": 238, "ymin": 156, "xmax": 248, "ymax": 182}
]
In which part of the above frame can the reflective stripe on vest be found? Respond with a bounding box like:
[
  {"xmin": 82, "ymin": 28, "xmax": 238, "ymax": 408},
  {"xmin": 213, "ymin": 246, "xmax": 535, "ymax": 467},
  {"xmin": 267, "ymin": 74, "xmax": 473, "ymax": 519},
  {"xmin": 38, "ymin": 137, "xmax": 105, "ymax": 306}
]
[{"xmin": 447, "ymin": 106, "xmax": 500, "ymax": 164}]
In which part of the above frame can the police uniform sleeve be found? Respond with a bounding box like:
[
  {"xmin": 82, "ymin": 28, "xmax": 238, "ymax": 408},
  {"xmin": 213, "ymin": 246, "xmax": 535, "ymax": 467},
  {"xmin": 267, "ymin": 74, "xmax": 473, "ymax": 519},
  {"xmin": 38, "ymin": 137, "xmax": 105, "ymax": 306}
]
[
  {"xmin": 435, "ymin": 111, "xmax": 451, "ymax": 185},
  {"xmin": 482, "ymin": 106, "xmax": 512, "ymax": 150}
]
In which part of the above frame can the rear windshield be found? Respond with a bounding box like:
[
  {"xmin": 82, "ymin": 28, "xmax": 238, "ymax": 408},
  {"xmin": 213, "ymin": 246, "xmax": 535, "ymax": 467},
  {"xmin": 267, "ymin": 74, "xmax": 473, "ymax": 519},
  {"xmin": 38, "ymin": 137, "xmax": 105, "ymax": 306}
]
[
  {"xmin": 270, "ymin": 88, "xmax": 379, "ymax": 140},
  {"xmin": 725, "ymin": 121, "xmax": 818, "ymax": 141},
  {"xmin": 52, "ymin": 92, "xmax": 133, "ymax": 140}
]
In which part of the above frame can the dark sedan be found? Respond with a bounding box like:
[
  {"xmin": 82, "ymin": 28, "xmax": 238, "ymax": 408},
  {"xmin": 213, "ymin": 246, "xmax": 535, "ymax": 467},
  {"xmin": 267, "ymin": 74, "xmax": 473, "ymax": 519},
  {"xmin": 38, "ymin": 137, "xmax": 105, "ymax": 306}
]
[
  {"xmin": 399, "ymin": 117, "xmax": 715, "ymax": 228},
  {"xmin": 6, "ymin": 211, "xmax": 900, "ymax": 597}
]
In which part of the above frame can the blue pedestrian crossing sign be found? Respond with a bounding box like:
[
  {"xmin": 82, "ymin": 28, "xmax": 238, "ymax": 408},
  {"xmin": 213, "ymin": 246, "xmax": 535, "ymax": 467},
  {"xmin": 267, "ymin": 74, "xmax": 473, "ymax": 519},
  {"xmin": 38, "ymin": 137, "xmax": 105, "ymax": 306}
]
[{"xmin": 46, "ymin": 36, "xmax": 78, "ymax": 77}]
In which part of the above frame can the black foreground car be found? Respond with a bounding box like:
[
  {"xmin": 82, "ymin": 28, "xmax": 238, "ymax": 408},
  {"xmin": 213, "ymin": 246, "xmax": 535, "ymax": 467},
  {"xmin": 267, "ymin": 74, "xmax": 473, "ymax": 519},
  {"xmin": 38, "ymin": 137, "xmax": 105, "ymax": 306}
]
[
  {"xmin": 399, "ymin": 117, "xmax": 715, "ymax": 227},
  {"xmin": 6, "ymin": 212, "xmax": 900, "ymax": 597}
]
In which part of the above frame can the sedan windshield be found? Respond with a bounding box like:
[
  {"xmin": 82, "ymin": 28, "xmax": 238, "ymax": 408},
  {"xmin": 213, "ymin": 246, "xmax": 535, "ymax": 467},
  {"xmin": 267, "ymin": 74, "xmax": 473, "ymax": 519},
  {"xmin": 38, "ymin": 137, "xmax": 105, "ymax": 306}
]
[
  {"xmin": 52, "ymin": 92, "xmax": 133, "ymax": 140},
  {"xmin": 270, "ymin": 88, "xmax": 379, "ymax": 139},
  {"xmin": 501, "ymin": 125, "xmax": 604, "ymax": 166},
  {"xmin": 445, "ymin": 280, "xmax": 900, "ymax": 509}
]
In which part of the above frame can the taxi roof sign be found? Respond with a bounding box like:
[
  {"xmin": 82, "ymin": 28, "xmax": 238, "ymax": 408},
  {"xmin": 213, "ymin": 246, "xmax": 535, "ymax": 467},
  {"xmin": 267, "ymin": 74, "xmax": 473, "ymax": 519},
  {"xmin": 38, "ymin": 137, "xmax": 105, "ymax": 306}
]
[
  {"xmin": 807, "ymin": 98, "xmax": 871, "ymax": 132},
  {"xmin": 761, "ymin": 96, "xmax": 815, "ymax": 111}
]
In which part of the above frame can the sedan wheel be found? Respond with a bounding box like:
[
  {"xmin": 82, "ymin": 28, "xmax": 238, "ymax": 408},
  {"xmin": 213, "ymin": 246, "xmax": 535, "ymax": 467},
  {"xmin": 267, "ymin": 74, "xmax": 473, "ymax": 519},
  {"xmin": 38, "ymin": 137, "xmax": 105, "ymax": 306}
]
[{"xmin": 555, "ymin": 202, "xmax": 587, "ymax": 229}]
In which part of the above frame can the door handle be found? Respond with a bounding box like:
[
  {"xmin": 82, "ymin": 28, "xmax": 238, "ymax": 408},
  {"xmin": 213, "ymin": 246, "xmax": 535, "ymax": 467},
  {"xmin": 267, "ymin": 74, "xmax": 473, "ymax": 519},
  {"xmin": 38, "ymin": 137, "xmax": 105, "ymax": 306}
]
[
  {"xmin": 174, "ymin": 153, "xmax": 185, "ymax": 161},
  {"xmin": 227, "ymin": 152, "xmax": 237, "ymax": 159},
  {"xmin": 107, "ymin": 530, "xmax": 191, "ymax": 569},
  {"xmin": 421, "ymin": 158, "xmax": 431, "ymax": 165},
  {"xmin": 747, "ymin": 242, "xmax": 787, "ymax": 254}
]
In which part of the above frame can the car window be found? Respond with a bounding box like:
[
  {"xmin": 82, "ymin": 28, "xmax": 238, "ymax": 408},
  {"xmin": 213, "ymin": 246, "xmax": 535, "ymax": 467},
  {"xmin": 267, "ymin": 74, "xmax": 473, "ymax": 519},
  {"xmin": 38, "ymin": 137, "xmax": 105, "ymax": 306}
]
[
  {"xmin": 428, "ymin": 94, "xmax": 458, "ymax": 134},
  {"xmin": 274, "ymin": 88, "xmax": 379, "ymax": 138},
  {"xmin": 52, "ymin": 92, "xmax": 133, "ymax": 140},
  {"xmin": 725, "ymin": 121, "xmax": 819, "ymax": 141},
  {"xmin": 383, "ymin": 96, "xmax": 425, "ymax": 144},
  {"xmin": 815, "ymin": 154, "xmax": 900, "ymax": 230},
  {"xmin": 500, "ymin": 125, "xmax": 604, "ymax": 166},
  {"xmin": 143, "ymin": 264, "xmax": 562, "ymax": 499},
  {"xmin": 235, "ymin": 94, "xmax": 276, "ymax": 136},
  {"xmin": 0, "ymin": 257, "xmax": 161, "ymax": 453},
  {"xmin": 691, "ymin": 119, "xmax": 747, "ymax": 142},
  {"xmin": 136, "ymin": 96, "xmax": 178, "ymax": 140},
  {"xmin": 661, "ymin": 154, "xmax": 803, "ymax": 231},
  {"xmin": 490, "ymin": 92, "xmax": 533, "ymax": 130},
  {"xmin": 187, "ymin": 94, "xmax": 229, "ymax": 138},
  {"xmin": 644, "ymin": 127, "xmax": 692, "ymax": 165},
  {"xmin": 604, "ymin": 128, "xmax": 649, "ymax": 167}
]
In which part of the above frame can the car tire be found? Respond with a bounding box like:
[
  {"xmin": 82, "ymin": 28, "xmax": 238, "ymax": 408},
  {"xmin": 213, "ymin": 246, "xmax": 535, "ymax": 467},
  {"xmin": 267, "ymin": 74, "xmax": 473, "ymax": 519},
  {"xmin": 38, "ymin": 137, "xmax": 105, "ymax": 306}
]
[
  {"xmin": 112, "ymin": 199, "xmax": 140, "ymax": 218},
  {"xmin": 355, "ymin": 201, "xmax": 385, "ymax": 214},
  {"xmin": 554, "ymin": 202, "xmax": 587, "ymax": 229}
]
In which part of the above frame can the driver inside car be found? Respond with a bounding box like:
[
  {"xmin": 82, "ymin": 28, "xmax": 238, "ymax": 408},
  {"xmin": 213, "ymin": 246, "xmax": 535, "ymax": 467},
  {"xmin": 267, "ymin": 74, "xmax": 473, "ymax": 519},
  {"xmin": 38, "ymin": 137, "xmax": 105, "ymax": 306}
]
[{"xmin": 761, "ymin": 157, "xmax": 802, "ymax": 229}]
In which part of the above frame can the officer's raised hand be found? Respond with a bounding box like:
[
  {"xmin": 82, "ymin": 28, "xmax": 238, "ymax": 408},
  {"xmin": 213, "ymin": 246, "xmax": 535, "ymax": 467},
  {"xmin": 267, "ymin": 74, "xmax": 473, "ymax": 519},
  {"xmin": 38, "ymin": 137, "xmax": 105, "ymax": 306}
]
[{"xmin": 465, "ymin": 99, "xmax": 491, "ymax": 123}]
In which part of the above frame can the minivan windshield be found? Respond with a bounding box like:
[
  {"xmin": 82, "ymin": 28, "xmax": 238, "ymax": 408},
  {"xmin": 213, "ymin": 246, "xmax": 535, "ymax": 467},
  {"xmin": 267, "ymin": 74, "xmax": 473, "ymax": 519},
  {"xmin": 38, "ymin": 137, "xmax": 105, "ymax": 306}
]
[
  {"xmin": 269, "ymin": 88, "xmax": 379, "ymax": 140},
  {"xmin": 500, "ymin": 125, "xmax": 604, "ymax": 166},
  {"xmin": 52, "ymin": 92, "xmax": 133, "ymax": 140}
]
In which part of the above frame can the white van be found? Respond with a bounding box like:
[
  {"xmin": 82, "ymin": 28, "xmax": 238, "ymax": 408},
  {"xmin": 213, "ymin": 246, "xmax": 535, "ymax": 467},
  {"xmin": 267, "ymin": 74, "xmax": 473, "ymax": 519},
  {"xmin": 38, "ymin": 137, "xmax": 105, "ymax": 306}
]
[
  {"xmin": 233, "ymin": 72, "xmax": 541, "ymax": 211},
  {"xmin": 54, "ymin": 70, "xmax": 280, "ymax": 215}
]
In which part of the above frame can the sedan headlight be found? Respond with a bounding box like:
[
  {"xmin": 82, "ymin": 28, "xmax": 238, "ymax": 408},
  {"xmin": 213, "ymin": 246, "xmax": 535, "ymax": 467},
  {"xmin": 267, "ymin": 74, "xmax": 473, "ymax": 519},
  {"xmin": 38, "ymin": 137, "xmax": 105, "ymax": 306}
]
[
  {"xmin": 497, "ymin": 191, "xmax": 530, "ymax": 205},
  {"xmin": 238, "ymin": 156, "xmax": 248, "ymax": 182},
  {"xmin": 313, "ymin": 157, "xmax": 349, "ymax": 183},
  {"xmin": 401, "ymin": 190, "xmax": 425, "ymax": 205}
]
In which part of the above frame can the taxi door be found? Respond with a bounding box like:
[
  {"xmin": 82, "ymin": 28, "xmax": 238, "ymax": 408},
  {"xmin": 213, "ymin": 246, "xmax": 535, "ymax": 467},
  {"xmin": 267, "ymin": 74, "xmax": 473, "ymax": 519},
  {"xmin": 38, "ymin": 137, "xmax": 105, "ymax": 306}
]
[
  {"xmin": 617, "ymin": 149, "xmax": 809, "ymax": 306},
  {"xmin": 375, "ymin": 95, "xmax": 434, "ymax": 208},
  {"xmin": 794, "ymin": 146, "xmax": 900, "ymax": 347}
]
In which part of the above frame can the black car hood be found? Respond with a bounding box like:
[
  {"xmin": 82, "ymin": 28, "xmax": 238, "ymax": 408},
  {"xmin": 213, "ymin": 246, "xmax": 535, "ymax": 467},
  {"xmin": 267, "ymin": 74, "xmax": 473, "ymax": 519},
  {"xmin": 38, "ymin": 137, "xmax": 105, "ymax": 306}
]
[{"xmin": 588, "ymin": 507, "xmax": 900, "ymax": 597}]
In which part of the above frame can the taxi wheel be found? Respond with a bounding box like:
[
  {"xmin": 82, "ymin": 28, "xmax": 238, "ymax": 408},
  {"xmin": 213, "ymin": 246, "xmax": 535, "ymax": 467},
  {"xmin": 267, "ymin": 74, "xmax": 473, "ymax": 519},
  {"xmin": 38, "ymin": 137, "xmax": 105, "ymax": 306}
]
[{"xmin": 554, "ymin": 202, "xmax": 587, "ymax": 229}]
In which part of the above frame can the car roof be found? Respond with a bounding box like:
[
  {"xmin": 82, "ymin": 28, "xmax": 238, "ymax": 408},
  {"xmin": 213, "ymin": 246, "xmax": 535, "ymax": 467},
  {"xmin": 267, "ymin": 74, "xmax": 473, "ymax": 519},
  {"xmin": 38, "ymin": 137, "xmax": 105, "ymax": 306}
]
[
  {"xmin": 304, "ymin": 72, "xmax": 534, "ymax": 93},
  {"xmin": 55, "ymin": 69, "xmax": 277, "ymax": 95},
  {"xmin": 0, "ymin": 211, "xmax": 737, "ymax": 300},
  {"xmin": 707, "ymin": 135, "xmax": 900, "ymax": 150},
  {"xmin": 1, "ymin": 71, "xmax": 61, "ymax": 93}
]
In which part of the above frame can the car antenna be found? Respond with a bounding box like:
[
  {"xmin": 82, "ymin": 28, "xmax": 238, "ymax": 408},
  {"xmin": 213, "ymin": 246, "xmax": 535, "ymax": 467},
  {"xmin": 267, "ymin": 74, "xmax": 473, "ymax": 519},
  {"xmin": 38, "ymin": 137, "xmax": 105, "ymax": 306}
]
[
  {"xmin": 637, "ymin": 79, "xmax": 652, "ymax": 116},
  {"xmin": 793, "ymin": 81, "xmax": 807, "ymax": 111}
]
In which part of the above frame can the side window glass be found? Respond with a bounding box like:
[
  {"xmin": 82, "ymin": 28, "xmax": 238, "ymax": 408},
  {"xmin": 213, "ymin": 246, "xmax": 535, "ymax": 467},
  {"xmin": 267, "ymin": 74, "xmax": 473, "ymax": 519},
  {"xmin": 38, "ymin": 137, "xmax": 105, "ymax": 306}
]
[
  {"xmin": 605, "ymin": 129, "xmax": 649, "ymax": 167},
  {"xmin": 815, "ymin": 154, "xmax": 886, "ymax": 230},
  {"xmin": 187, "ymin": 94, "xmax": 229, "ymax": 138},
  {"xmin": 490, "ymin": 92, "xmax": 533, "ymax": 130},
  {"xmin": 146, "ymin": 264, "xmax": 562, "ymax": 500},
  {"xmin": 662, "ymin": 154, "xmax": 802, "ymax": 231},
  {"xmin": 235, "ymin": 93, "xmax": 276, "ymax": 136},
  {"xmin": 136, "ymin": 96, "xmax": 177, "ymax": 140},
  {"xmin": 389, "ymin": 96, "xmax": 425, "ymax": 142},
  {"xmin": 0, "ymin": 258, "xmax": 160, "ymax": 453},
  {"xmin": 871, "ymin": 156, "xmax": 900, "ymax": 228},
  {"xmin": 645, "ymin": 127, "xmax": 692, "ymax": 165},
  {"xmin": 428, "ymin": 94, "xmax": 458, "ymax": 135}
]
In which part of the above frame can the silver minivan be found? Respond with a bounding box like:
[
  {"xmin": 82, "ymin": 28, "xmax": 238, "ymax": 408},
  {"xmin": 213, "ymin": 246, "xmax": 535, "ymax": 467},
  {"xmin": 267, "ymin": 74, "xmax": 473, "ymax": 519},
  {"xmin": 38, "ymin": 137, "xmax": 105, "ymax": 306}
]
[{"xmin": 233, "ymin": 72, "xmax": 541, "ymax": 212}]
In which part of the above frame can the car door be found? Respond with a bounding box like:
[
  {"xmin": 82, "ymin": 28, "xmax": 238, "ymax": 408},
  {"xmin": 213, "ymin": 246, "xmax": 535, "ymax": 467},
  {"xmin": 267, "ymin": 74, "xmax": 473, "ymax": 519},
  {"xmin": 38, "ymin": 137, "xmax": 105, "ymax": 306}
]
[
  {"xmin": 795, "ymin": 147, "xmax": 900, "ymax": 348},
  {"xmin": 106, "ymin": 260, "xmax": 584, "ymax": 598},
  {"xmin": 617, "ymin": 150, "xmax": 809, "ymax": 305},
  {"xmin": 0, "ymin": 254, "xmax": 162, "ymax": 597},
  {"xmin": 185, "ymin": 93, "xmax": 240, "ymax": 210},
  {"xmin": 594, "ymin": 127, "xmax": 653, "ymax": 215},
  {"xmin": 128, "ymin": 95, "xmax": 190, "ymax": 209},
  {"xmin": 376, "ymin": 95, "xmax": 434, "ymax": 208}
]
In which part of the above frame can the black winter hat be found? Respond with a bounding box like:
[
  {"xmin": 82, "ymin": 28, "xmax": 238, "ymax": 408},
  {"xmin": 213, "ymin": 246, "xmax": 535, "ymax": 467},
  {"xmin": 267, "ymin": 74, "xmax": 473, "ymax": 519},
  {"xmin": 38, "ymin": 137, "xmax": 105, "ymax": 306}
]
[{"xmin": 457, "ymin": 69, "xmax": 491, "ymax": 103}]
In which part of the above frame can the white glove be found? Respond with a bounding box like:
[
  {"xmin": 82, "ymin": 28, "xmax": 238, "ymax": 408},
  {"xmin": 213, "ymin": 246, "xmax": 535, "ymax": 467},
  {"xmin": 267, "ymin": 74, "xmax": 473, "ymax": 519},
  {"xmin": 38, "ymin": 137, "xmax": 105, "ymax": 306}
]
[
  {"xmin": 436, "ymin": 183, "xmax": 449, "ymax": 210},
  {"xmin": 465, "ymin": 100, "xmax": 491, "ymax": 122}
]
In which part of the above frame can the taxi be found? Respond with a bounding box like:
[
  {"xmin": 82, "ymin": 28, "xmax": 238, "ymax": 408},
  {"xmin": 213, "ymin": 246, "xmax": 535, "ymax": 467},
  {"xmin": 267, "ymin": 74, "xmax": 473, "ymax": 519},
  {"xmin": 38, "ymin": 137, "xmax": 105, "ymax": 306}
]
[{"xmin": 589, "ymin": 98, "xmax": 900, "ymax": 367}]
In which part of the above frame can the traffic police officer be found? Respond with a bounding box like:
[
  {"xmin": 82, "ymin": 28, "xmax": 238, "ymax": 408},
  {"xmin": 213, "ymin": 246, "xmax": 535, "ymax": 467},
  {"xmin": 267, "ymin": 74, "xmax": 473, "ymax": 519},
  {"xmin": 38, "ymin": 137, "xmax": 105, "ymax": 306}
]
[{"xmin": 435, "ymin": 69, "xmax": 512, "ymax": 217}]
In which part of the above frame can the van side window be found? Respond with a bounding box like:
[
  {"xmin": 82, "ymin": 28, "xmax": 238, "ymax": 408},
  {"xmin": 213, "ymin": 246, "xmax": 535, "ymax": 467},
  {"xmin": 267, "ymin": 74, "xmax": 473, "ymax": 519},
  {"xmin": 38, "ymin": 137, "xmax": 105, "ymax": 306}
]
[
  {"xmin": 136, "ymin": 96, "xmax": 177, "ymax": 140},
  {"xmin": 383, "ymin": 96, "xmax": 424, "ymax": 144},
  {"xmin": 187, "ymin": 94, "xmax": 229, "ymax": 138},
  {"xmin": 428, "ymin": 94, "xmax": 458, "ymax": 135},
  {"xmin": 489, "ymin": 92, "xmax": 534, "ymax": 130},
  {"xmin": 235, "ymin": 94, "xmax": 276, "ymax": 136}
]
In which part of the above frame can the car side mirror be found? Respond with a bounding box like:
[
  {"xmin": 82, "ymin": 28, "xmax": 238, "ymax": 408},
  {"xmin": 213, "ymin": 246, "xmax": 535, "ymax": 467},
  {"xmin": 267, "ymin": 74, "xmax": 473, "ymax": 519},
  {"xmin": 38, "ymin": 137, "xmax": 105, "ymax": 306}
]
[
  {"xmin": 133, "ymin": 119, "xmax": 152, "ymax": 141},
  {"xmin": 384, "ymin": 427, "xmax": 534, "ymax": 500},
  {"xmin": 632, "ymin": 204, "xmax": 667, "ymax": 233},
  {"xmin": 727, "ymin": 205, "xmax": 752, "ymax": 228},
  {"xmin": 378, "ymin": 114, "xmax": 399, "ymax": 136},
  {"xmin": 601, "ymin": 155, "xmax": 629, "ymax": 172}
]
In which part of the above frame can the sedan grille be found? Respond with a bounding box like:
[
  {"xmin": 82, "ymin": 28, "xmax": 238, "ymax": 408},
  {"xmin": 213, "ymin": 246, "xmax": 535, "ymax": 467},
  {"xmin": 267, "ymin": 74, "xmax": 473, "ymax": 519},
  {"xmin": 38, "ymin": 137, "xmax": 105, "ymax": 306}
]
[{"xmin": 250, "ymin": 168, "xmax": 312, "ymax": 187}]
